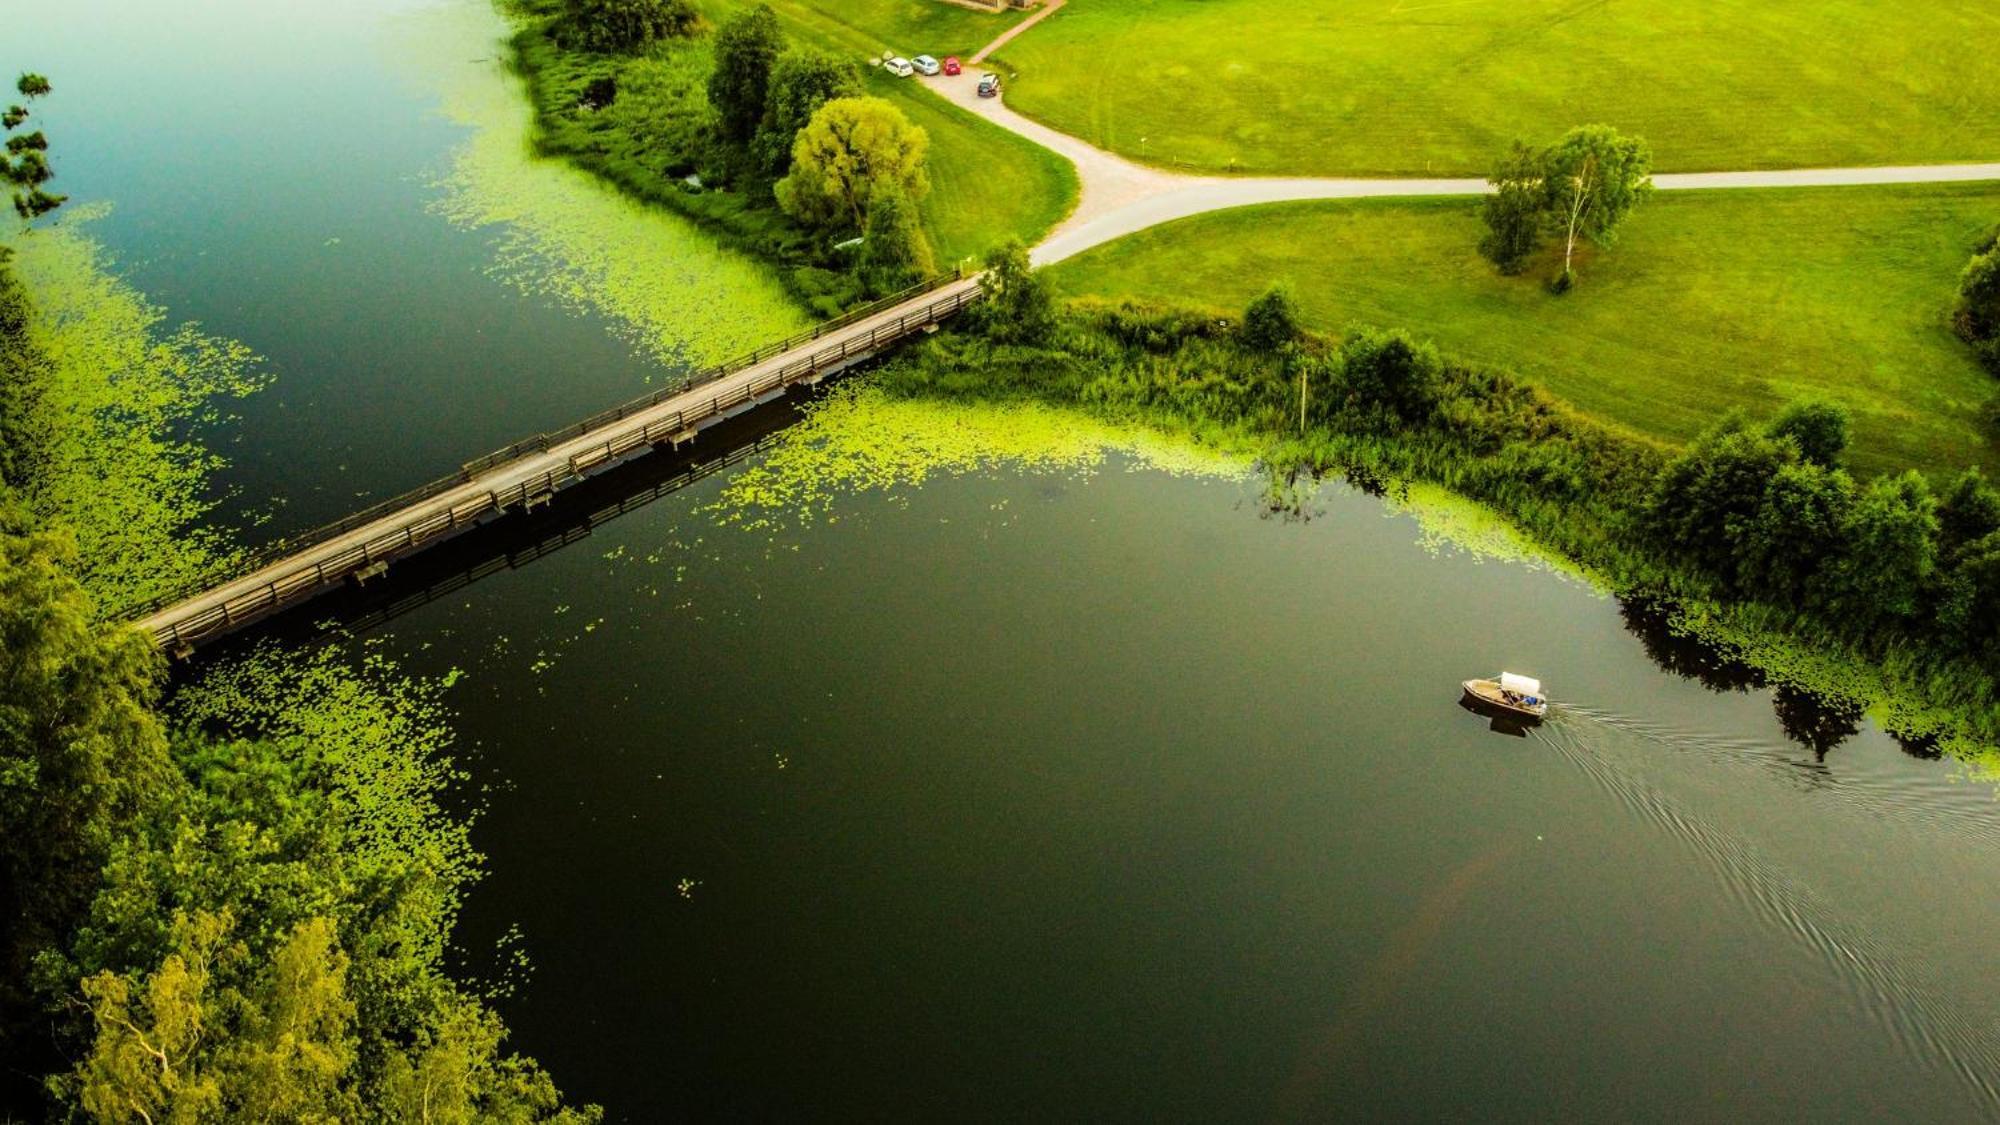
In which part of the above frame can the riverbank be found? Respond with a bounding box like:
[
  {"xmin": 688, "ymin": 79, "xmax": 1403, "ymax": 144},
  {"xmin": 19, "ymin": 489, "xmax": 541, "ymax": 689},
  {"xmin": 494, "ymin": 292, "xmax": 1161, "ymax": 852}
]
[
  {"xmin": 867, "ymin": 293, "xmax": 2000, "ymax": 760},
  {"xmin": 0, "ymin": 228, "xmax": 595, "ymax": 1122},
  {"xmin": 505, "ymin": 0, "xmax": 1075, "ymax": 314}
]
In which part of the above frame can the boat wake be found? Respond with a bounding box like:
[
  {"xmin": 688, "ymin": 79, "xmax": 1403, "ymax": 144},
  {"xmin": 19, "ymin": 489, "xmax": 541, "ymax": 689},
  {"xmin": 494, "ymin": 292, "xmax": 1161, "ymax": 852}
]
[
  {"xmin": 1536, "ymin": 716, "xmax": 2000, "ymax": 1111},
  {"xmin": 1559, "ymin": 703, "xmax": 2000, "ymax": 850}
]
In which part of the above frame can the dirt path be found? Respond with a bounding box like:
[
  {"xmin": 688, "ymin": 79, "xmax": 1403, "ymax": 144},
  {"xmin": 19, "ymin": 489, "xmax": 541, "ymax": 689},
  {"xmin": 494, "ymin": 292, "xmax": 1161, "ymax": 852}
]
[
  {"xmin": 968, "ymin": 0, "xmax": 1064, "ymax": 65},
  {"xmin": 918, "ymin": 69, "xmax": 2000, "ymax": 265}
]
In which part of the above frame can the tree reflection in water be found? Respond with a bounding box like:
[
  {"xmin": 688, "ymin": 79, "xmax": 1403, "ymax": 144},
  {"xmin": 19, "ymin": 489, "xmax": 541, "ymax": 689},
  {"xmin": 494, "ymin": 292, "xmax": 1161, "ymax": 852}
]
[
  {"xmin": 1618, "ymin": 597, "xmax": 1768, "ymax": 693},
  {"xmin": 1772, "ymin": 683, "xmax": 1864, "ymax": 759}
]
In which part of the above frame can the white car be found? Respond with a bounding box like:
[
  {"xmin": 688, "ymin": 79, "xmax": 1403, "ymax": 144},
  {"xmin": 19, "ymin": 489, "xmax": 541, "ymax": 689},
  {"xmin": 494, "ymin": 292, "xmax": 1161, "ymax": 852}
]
[
  {"xmin": 911, "ymin": 55, "xmax": 941, "ymax": 76},
  {"xmin": 884, "ymin": 57, "xmax": 915, "ymax": 78}
]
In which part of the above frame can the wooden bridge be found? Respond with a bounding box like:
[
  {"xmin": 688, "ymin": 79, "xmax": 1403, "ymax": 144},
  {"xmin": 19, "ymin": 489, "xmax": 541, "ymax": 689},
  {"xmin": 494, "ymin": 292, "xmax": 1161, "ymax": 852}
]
[{"xmin": 128, "ymin": 274, "xmax": 984, "ymax": 651}]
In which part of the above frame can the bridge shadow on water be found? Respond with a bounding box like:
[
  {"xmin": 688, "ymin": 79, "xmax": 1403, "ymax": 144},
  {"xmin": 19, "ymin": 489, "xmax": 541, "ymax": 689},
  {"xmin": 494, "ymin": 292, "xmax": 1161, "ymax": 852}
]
[{"xmin": 180, "ymin": 392, "xmax": 812, "ymax": 671}]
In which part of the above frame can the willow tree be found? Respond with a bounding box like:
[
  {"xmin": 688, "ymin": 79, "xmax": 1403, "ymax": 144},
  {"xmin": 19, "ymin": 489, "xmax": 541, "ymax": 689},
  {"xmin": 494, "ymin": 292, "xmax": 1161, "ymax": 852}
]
[{"xmin": 775, "ymin": 96, "xmax": 928, "ymax": 233}]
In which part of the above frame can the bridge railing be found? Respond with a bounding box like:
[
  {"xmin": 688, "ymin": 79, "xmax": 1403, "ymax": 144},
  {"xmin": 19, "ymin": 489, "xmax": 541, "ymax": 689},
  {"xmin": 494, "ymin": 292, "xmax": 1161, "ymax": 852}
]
[{"xmin": 114, "ymin": 270, "xmax": 982, "ymax": 632}]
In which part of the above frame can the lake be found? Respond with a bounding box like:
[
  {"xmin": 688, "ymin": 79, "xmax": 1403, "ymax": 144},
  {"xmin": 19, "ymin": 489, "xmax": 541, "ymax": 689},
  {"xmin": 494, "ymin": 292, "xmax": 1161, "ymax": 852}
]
[{"xmin": 13, "ymin": 1, "xmax": 2000, "ymax": 1119}]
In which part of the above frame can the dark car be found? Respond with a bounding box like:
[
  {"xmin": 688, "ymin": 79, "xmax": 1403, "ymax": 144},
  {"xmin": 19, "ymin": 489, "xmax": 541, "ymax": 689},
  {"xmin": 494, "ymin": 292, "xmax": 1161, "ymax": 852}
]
[{"xmin": 977, "ymin": 73, "xmax": 1001, "ymax": 98}]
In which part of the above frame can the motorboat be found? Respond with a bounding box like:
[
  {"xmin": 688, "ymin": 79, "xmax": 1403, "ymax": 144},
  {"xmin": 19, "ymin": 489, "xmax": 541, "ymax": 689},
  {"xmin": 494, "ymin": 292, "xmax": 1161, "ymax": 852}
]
[{"xmin": 1461, "ymin": 672, "xmax": 1549, "ymax": 721}]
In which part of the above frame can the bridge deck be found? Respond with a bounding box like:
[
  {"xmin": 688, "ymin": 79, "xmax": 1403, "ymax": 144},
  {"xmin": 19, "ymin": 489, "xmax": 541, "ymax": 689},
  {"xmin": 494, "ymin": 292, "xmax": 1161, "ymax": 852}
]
[{"xmin": 138, "ymin": 276, "xmax": 983, "ymax": 650}]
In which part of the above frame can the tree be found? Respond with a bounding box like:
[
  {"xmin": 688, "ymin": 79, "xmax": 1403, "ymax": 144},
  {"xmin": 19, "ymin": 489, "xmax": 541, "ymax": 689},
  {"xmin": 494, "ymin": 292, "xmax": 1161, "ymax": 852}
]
[
  {"xmin": 555, "ymin": 0, "xmax": 699, "ymax": 53},
  {"xmin": 1537, "ymin": 125, "xmax": 1652, "ymax": 286},
  {"xmin": 1479, "ymin": 142, "xmax": 1544, "ymax": 274},
  {"xmin": 1740, "ymin": 460, "xmax": 1855, "ymax": 601},
  {"xmin": 1337, "ymin": 327, "xmax": 1441, "ymax": 422},
  {"xmin": 1241, "ymin": 283, "xmax": 1300, "ymax": 353},
  {"xmin": 1648, "ymin": 415, "xmax": 1797, "ymax": 580},
  {"xmin": 1765, "ymin": 399, "xmax": 1849, "ymax": 468},
  {"xmin": 975, "ymin": 241, "xmax": 1054, "ymax": 345},
  {"xmin": 0, "ymin": 502, "xmax": 171, "ymax": 976},
  {"xmin": 1811, "ymin": 471, "xmax": 1939, "ymax": 630},
  {"xmin": 74, "ymin": 913, "xmax": 360, "ymax": 1124},
  {"xmin": 775, "ymin": 96, "xmax": 928, "ymax": 233},
  {"xmin": 857, "ymin": 184, "xmax": 935, "ymax": 296},
  {"xmin": 0, "ymin": 256, "xmax": 52, "ymax": 489},
  {"xmin": 708, "ymin": 4, "xmax": 784, "ymax": 146},
  {"xmin": 755, "ymin": 50, "xmax": 861, "ymax": 177},
  {"xmin": 4, "ymin": 73, "xmax": 65, "ymax": 220},
  {"xmin": 1937, "ymin": 468, "xmax": 2000, "ymax": 561}
]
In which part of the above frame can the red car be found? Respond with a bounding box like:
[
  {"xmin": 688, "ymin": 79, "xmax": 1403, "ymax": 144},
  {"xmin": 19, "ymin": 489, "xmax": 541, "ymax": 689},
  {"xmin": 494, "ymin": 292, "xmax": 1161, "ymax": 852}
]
[{"xmin": 942, "ymin": 56, "xmax": 962, "ymax": 76}]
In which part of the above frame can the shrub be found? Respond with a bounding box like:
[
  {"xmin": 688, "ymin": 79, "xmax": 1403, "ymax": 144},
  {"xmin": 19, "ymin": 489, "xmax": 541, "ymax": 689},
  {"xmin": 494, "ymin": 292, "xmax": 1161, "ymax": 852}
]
[
  {"xmin": 1765, "ymin": 399, "xmax": 1850, "ymax": 468},
  {"xmin": 1957, "ymin": 248, "xmax": 2000, "ymax": 372},
  {"xmin": 1240, "ymin": 283, "xmax": 1300, "ymax": 353},
  {"xmin": 1336, "ymin": 326, "xmax": 1441, "ymax": 423}
]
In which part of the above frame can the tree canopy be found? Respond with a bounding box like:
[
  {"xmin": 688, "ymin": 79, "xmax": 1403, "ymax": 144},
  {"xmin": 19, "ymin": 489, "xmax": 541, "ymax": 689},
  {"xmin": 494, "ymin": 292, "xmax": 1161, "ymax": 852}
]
[
  {"xmin": 1479, "ymin": 125, "xmax": 1652, "ymax": 287},
  {"xmin": 555, "ymin": 0, "xmax": 699, "ymax": 54},
  {"xmin": 755, "ymin": 49, "xmax": 861, "ymax": 178},
  {"xmin": 974, "ymin": 241, "xmax": 1054, "ymax": 345},
  {"xmin": 708, "ymin": 4, "xmax": 784, "ymax": 145},
  {"xmin": 774, "ymin": 96, "xmax": 929, "ymax": 233},
  {"xmin": 857, "ymin": 184, "xmax": 935, "ymax": 296}
]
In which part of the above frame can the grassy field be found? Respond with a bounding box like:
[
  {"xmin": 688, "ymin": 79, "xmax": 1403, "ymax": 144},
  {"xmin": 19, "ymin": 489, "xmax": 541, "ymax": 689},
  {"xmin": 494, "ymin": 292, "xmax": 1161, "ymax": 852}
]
[
  {"xmin": 699, "ymin": 0, "xmax": 1077, "ymax": 263},
  {"xmin": 1049, "ymin": 183, "xmax": 2000, "ymax": 476},
  {"xmin": 992, "ymin": 0, "xmax": 2000, "ymax": 176}
]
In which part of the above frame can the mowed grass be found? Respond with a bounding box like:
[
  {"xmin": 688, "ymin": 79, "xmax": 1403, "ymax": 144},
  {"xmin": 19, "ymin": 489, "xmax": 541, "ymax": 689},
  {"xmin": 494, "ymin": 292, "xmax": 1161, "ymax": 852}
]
[
  {"xmin": 699, "ymin": 0, "xmax": 1077, "ymax": 262},
  {"xmin": 994, "ymin": 0, "xmax": 2000, "ymax": 176},
  {"xmin": 1049, "ymin": 184, "xmax": 2000, "ymax": 476}
]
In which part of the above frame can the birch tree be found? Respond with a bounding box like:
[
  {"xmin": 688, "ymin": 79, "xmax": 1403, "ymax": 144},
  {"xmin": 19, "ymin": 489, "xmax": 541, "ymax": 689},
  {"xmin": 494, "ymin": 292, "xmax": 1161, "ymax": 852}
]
[{"xmin": 1538, "ymin": 125, "xmax": 1652, "ymax": 287}]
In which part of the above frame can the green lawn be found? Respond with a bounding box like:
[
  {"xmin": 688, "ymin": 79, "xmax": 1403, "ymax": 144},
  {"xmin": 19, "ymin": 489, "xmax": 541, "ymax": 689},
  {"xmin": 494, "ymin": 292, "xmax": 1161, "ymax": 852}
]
[
  {"xmin": 993, "ymin": 0, "xmax": 2000, "ymax": 176},
  {"xmin": 1050, "ymin": 184, "xmax": 2000, "ymax": 476},
  {"xmin": 701, "ymin": 0, "xmax": 1078, "ymax": 262}
]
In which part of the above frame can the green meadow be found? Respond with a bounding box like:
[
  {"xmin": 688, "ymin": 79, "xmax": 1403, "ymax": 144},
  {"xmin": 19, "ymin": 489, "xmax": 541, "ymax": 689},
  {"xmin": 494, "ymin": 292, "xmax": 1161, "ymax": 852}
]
[
  {"xmin": 698, "ymin": 0, "xmax": 1078, "ymax": 263},
  {"xmin": 1050, "ymin": 183, "xmax": 2000, "ymax": 476},
  {"xmin": 993, "ymin": 0, "xmax": 2000, "ymax": 176}
]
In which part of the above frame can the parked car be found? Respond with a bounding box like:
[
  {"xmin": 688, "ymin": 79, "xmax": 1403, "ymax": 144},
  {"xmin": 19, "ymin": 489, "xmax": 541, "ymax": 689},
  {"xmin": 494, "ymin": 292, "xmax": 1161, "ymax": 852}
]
[
  {"xmin": 942, "ymin": 56, "xmax": 962, "ymax": 76},
  {"xmin": 977, "ymin": 73, "xmax": 1001, "ymax": 98},
  {"xmin": 884, "ymin": 56, "xmax": 915, "ymax": 78},
  {"xmin": 911, "ymin": 54, "xmax": 941, "ymax": 76}
]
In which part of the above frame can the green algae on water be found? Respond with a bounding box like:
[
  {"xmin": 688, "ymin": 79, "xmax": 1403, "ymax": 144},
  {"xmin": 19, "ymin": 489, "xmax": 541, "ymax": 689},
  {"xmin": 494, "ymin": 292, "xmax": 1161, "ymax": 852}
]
[
  {"xmin": 400, "ymin": 2, "xmax": 808, "ymax": 373},
  {"xmin": 172, "ymin": 639, "xmax": 482, "ymax": 945},
  {"xmin": 4, "ymin": 206, "xmax": 267, "ymax": 611},
  {"xmin": 707, "ymin": 383, "xmax": 1251, "ymax": 533},
  {"xmin": 1384, "ymin": 481, "xmax": 1596, "ymax": 585}
]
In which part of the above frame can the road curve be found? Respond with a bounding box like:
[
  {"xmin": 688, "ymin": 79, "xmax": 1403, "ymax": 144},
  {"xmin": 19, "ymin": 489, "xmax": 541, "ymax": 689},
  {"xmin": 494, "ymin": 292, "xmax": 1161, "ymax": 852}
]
[{"xmin": 917, "ymin": 71, "xmax": 2000, "ymax": 266}]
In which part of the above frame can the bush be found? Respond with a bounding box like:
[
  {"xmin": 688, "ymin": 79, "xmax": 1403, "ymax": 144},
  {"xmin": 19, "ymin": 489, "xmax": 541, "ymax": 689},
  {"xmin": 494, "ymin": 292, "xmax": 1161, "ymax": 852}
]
[
  {"xmin": 1956, "ymin": 248, "xmax": 2000, "ymax": 371},
  {"xmin": 1336, "ymin": 326, "xmax": 1441, "ymax": 423},
  {"xmin": 1240, "ymin": 283, "xmax": 1300, "ymax": 353},
  {"xmin": 555, "ymin": 0, "xmax": 698, "ymax": 53},
  {"xmin": 1766, "ymin": 399, "xmax": 1850, "ymax": 468}
]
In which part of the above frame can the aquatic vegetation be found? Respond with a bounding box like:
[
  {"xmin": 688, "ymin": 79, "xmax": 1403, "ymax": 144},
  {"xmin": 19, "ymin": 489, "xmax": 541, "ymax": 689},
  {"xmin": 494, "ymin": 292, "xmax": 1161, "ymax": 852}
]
[
  {"xmin": 408, "ymin": 2, "xmax": 808, "ymax": 372},
  {"xmin": 171, "ymin": 639, "xmax": 480, "ymax": 922},
  {"xmin": 1383, "ymin": 480, "xmax": 1596, "ymax": 585},
  {"xmin": 3, "ymin": 207, "xmax": 266, "ymax": 611},
  {"xmin": 707, "ymin": 382, "xmax": 1248, "ymax": 532}
]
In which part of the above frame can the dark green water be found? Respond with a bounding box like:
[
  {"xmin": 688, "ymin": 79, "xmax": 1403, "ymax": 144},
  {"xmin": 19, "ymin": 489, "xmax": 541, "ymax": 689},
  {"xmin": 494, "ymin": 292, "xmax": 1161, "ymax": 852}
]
[{"xmin": 15, "ymin": 2, "xmax": 2000, "ymax": 1121}]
